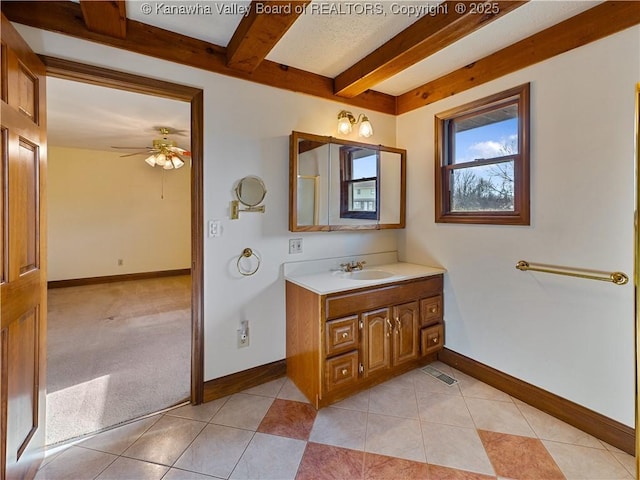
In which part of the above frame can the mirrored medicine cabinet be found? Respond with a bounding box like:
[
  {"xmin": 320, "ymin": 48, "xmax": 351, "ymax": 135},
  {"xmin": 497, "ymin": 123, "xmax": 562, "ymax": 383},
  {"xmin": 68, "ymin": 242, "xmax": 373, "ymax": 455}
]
[{"xmin": 289, "ymin": 131, "xmax": 406, "ymax": 232}]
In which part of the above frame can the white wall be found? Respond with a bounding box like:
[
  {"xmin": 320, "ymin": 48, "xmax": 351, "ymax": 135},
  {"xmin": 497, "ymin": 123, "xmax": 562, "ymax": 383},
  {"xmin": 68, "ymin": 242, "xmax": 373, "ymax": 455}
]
[
  {"xmin": 47, "ymin": 146, "xmax": 191, "ymax": 280},
  {"xmin": 16, "ymin": 25, "xmax": 398, "ymax": 381},
  {"xmin": 397, "ymin": 26, "xmax": 639, "ymax": 427}
]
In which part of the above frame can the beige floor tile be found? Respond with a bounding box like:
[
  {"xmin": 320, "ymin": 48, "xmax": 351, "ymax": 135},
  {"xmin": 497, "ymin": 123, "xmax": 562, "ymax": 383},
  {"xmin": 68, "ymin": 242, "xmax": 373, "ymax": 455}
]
[
  {"xmin": 277, "ymin": 378, "xmax": 311, "ymax": 403},
  {"xmin": 95, "ymin": 456, "xmax": 169, "ymax": 479},
  {"xmin": 167, "ymin": 397, "xmax": 229, "ymax": 423},
  {"xmin": 368, "ymin": 383, "xmax": 419, "ymax": 419},
  {"xmin": 454, "ymin": 370, "xmax": 513, "ymax": 402},
  {"xmin": 242, "ymin": 377, "xmax": 286, "ymax": 397},
  {"xmin": 422, "ymin": 422, "xmax": 495, "ymax": 476},
  {"xmin": 79, "ymin": 415, "xmax": 162, "ymax": 455},
  {"xmin": 211, "ymin": 393, "xmax": 274, "ymax": 430},
  {"xmin": 230, "ymin": 432, "xmax": 306, "ymax": 479},
  {"xmin": 611, "ymin": 451, "xmax": 636, "ymax": 478},
  {"xmin": 413, "ymin": 369, "xmax": 463, "ymax": 397},
  {"xmin": 331, "ymin": 389, "xmax": 370, "ymax": 412},
  {"xmin": 416, "ymin": 392, "xmax": 475, "ymax": 428},
  {"xmin": 365, "ymin": 413, "xmax": 426, "ymax": 462},
  {"xmin": 378, "ymin": 370, "xmax": 419, "ymax": 392},
  {"xmin": 465, "ymin": 397, "xmax": 536, "ymax": 437},
  {"xmin": 35, "ymin": 446, "xmax": 117, "ymax": 480},
  {"xmin": 173, "ymin": 424, "xmax": 254, "ymax": 478},
  {"xmin": 309, "ymin": 406, "xmax": 368, "ymax": 450},
  {"xmin": 515, "ymin": 400, "xmax": 604, "ymax": 448},
  {"xmin": 543, "ymin": 440, "xmax": 633, "ymax": 480},
  {"xmin": 122, "ymin": 415, "xmax": 206, "ymax": 466},
  {"xmin": 162, "ymin": 468, "xmax": 220, "ymax": 479}
]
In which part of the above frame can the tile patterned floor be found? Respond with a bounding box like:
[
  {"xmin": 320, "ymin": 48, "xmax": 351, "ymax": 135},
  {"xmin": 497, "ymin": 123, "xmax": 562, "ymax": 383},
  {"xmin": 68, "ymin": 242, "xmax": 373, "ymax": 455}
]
[{"xmin": 36, "ymin": 362, "xmax": 636, "ymax": 480}]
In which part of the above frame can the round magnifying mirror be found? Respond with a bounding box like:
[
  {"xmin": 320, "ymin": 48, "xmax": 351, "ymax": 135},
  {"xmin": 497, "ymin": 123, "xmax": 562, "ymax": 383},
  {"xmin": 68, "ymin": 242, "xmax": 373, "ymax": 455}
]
[{"xmin": 236, "ymin": 176, "xmax": 266, "ymax": 207}]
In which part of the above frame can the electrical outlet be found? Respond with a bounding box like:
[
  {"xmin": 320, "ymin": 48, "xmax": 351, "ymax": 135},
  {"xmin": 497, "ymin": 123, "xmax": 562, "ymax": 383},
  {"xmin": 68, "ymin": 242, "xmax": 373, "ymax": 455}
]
[
  {"xmin": 237, "ymin": 320, "xmax": 249, "ymax": 348},
  {"xmin": 289, "ymin": 238, "xmax": 303, "ymax": 254}
]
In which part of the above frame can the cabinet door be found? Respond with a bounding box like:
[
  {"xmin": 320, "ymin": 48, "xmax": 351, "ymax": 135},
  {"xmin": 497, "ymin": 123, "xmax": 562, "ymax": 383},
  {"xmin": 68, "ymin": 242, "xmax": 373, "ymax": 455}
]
[
  {"xmin": 392, "ymin": 301, "xmax": 419, "ymax": 366},
  {"xmin": 362, "ymin": 308, "xmax": 391, "ymax": 377}
]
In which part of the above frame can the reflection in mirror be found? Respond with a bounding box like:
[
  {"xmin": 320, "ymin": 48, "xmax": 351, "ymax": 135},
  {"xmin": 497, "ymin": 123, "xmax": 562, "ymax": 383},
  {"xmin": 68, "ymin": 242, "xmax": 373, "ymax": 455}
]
[
  {"xmin": 236, "ymin": 175, "xmax": 266, "ymax": 207},
  {"xmin": 290, "ymin": 131, "xmax": 406, "ymax": 232},
  {"xmin": 231, "ymin": 175, "xmax": 267, "ymax": 220}
]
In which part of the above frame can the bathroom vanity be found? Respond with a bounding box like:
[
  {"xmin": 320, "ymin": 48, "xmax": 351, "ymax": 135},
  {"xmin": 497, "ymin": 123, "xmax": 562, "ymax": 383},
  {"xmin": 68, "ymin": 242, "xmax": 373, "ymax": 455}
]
[{"xmin": 285, "ymin": 260, "xmax": 445, "ymax": 408}]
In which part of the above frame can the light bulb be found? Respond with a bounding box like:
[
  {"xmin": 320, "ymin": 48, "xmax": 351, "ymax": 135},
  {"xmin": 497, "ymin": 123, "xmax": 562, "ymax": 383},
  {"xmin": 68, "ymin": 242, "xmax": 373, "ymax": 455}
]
[
  {"xmin": 144, "ymin": 154, "xmax": 156, "ymax": 167},
  {"xmin": 337, "ymin": 111, "xmax": 353, "ymax": 135},
  {"xmin": 171, "ymin": 156, "xmax": 185, "ymax": 169}
]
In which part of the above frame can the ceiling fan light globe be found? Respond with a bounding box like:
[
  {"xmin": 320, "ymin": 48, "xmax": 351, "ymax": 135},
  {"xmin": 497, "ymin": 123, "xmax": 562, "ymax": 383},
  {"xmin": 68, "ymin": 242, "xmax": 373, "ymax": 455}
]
[
  {"xmin": 155, "ymin": 153, "xmax": 167, "ymax": 166},
  {"xmin": 171, "ymin": 156, "xmax": 185, "ymax": 169},
  {"xmin": 163, "ymin": 160, "xmax": 173, "ymax": 170},
  {"xmin": 144, "ymin": 154, "xmax": 157, "ymax": 167}
]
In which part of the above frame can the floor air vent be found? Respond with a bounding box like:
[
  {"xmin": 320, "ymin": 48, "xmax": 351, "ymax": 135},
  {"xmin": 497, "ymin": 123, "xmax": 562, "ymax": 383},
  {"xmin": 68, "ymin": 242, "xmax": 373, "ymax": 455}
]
[{"xmin": 421, "ymin": 365, "xmax": 458, "ymax": 386}]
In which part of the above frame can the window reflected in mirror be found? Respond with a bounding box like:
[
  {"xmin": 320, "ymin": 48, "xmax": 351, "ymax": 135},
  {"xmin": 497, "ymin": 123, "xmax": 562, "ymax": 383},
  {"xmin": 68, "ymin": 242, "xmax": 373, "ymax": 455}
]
[{"xmin": 290, "ymin": 131, "xmax": 406, "ymax": 232}]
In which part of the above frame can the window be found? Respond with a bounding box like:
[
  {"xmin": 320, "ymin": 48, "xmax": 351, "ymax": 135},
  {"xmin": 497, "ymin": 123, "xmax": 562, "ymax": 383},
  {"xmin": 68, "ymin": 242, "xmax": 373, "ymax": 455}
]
[
  {"xmin": 435, "ymin": 84, "xmax": 530, "ymax": 225},
  {"xmin": 340, "ymin": 146, "xmax": 379, "ymax": 220}
]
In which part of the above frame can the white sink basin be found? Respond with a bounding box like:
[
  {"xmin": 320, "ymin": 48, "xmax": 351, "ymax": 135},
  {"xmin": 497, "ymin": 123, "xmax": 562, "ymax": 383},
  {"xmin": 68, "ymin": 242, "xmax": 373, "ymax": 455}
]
[{"xmin": 347, "ymin": 270, "xmax": 395, "ymax": 280}]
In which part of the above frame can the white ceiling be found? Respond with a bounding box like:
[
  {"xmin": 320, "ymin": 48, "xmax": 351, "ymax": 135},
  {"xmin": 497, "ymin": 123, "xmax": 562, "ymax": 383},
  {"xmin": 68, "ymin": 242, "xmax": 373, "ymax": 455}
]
[{"xmin": 48, "ymin": 0, "xmax": 602, "ymax": 150}]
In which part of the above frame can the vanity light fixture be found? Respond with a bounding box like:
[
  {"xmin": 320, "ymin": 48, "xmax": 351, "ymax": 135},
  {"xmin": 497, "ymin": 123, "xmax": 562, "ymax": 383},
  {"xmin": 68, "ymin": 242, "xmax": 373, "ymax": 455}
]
[{"xmin": 337, "ymin": 110, "xmax": 374, "ymax": 138}]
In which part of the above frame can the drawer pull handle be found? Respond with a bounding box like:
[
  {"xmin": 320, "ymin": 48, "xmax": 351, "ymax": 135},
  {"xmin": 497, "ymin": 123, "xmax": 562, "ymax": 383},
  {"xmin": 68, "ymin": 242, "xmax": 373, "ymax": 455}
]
[
  {"xmin": 429, "ymin": 307, "xmax": 438, "ymax": 313},
  {"xmin": 432, "ymin": 337, "xmax": 439, "ymax": 344},
  {"xmin": 342, "ymin": 332, "xmax": 349, "ymax": 339},
  {"xmin": 395, "ymin": 318, "xmax": 401, "ymax": 333},
  {"xmin": 341, "ymin": 368, "xmax": 348, "ymax": 376}
]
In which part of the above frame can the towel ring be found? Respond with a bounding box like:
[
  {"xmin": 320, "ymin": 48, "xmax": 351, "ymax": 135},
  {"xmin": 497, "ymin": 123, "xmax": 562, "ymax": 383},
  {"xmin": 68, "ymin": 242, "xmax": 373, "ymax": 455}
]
[{"xmin": 237, "ymin": 248, "xmax": 260, "ymax": 276}]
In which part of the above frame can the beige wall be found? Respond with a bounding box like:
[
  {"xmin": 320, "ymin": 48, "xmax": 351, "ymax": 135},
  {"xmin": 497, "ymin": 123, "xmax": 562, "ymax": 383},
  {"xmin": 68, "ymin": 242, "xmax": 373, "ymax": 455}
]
[{"xmin": 47, "ymin": 146, "xmax": 191, "ymax": 281}]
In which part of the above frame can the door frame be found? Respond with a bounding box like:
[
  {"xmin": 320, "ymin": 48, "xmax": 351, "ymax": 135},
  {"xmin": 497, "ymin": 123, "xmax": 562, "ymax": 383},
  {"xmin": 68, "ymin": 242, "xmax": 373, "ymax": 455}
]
[{"xmin": 42, "ymin": 56, "xmax": 205, "ymax": 404}]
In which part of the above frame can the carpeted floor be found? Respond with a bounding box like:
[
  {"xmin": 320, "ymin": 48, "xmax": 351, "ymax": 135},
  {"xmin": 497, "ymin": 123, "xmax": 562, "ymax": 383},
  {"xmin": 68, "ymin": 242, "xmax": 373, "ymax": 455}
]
[{"xmin": 46, "ymin": 275, "xmax": 191, "ymax": 446}]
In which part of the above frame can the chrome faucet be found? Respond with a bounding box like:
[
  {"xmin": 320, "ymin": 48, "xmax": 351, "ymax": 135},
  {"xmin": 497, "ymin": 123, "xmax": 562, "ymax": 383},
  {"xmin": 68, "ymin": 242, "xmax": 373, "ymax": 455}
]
[{"xmin": 340, "ymin": 260, "xmax": 366, "ymax": 272}]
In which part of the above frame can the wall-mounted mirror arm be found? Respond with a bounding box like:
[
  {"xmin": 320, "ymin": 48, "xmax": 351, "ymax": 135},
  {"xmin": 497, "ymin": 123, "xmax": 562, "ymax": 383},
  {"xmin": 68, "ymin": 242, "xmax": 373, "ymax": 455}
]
[{"xmin": 230, "ymin": 202, "xmax": 265, "ymax": 219}]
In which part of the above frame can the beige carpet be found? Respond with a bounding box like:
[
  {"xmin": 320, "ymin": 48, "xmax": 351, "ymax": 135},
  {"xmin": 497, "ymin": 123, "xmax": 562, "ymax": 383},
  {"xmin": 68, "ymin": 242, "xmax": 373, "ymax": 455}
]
[{"xmin": 46, "ymin": 275, "xmax": 191, "ymax": 445}]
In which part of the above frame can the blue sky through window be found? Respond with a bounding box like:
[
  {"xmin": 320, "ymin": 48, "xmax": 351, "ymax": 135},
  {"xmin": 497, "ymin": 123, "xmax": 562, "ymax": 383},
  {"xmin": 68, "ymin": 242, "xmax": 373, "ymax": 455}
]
[{"xmin": 454, "ymin": 117, "xmax": 518, "ymax": 164}]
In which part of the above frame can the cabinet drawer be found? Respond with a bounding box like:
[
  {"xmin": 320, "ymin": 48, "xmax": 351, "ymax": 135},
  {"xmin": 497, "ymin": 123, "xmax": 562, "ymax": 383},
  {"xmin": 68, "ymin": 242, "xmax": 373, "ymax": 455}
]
[
  {"xmin": 326, "ymin": 275, "xmax": 443, "ymax": 319},
  {"xmin": 421, "ymin": 324, "xmax": 444, "ymax": 356},
  {"xmin": 325, "ymin": 351, "xmax": 359, "ymax": 392},
  {"xmin": 420, "ymin": 295, "xmax": 442, "ymax": 326},
  {"xmin": 326, "ymin": 316, "xmax": 358, "ymax": 357}
]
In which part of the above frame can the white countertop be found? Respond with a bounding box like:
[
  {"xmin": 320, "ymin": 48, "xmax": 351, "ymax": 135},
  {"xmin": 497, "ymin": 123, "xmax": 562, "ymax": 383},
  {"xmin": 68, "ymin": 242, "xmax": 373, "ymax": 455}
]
[{"xmin": 285, "ymin": 261, "xmax": 446, "ymax": 295}]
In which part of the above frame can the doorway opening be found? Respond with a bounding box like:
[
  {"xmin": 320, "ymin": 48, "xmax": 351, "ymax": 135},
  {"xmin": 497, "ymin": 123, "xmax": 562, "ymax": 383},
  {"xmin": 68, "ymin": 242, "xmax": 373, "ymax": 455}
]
[{"xmin": 42, "ymin": 57, "xmax": 204, "ymax": 445}]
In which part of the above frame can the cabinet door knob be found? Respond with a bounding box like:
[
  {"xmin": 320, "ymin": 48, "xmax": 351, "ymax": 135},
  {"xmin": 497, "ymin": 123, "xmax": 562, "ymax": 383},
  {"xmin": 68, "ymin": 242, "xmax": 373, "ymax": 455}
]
[
  {"xmin": 342, "ymin": 332, "xmax": 349, "ymax": 339},
  {"xmin": 432, "ymin": 337, "xmax": 438, "ymax": 344},
  {"xmin": 430, "ymin": 307, "xmax": 437, "ymax": 313},
  {"xmin": 341, "ymin": 368, "xmax": 348, "ymax": 376}
]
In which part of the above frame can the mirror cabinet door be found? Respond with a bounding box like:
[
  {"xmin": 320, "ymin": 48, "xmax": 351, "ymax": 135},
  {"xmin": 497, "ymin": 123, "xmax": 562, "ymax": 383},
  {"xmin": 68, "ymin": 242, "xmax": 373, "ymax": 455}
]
[{"xmin": 290, "ymin": 131, "xmax": 405, "ymax": 232}]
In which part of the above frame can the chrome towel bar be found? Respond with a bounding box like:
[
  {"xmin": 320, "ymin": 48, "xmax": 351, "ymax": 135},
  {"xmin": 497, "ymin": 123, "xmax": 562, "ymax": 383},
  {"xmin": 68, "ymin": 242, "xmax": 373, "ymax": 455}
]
[{"xmin": 515, "ymin": 260, "xmax": 628, "ymax": 286}]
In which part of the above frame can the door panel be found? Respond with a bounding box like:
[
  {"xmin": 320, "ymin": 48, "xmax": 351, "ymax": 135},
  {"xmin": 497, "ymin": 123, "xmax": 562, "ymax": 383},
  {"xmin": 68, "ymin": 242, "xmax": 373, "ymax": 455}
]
[
  {"xmin": 362, "ymin": 308, "xmax": 390, "ymax": 376},
  {"xmin": 1, "ymin": 13, "xmax": 47, "ymax": 480},
  {"xmin": 392, "ymin": 301, "xmax": 419, "ymax": 366}
]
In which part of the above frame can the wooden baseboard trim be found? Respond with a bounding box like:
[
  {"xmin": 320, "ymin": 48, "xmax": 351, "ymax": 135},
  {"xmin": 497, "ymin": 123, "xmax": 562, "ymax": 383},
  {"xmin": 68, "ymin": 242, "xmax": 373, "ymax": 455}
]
[
  {"xmin": 203, "ymin": 359, "xmax": 287, "ymax": 403},
  {"xmin": 438, "ymin": 348, "xmax": 635, "ymax": 455},
  {"xmin": 47, "ymin": 269, "xmax": 191, "ymax": 289}
]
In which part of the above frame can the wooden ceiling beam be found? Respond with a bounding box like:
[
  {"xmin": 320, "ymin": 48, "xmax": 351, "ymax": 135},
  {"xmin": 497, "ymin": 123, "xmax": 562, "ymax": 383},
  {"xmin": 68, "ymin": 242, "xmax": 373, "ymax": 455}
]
[
  {"xmin": 397, "ymin": 1, "xmax": 640, "ymax": 114},
  {"xmin": 227, "ymin": 0, "xmax": 310, "ymax": 73},
  {"xmin": 334, "ymin": 1, "xmax": 527, "ymax": 98},
  {"xmin": 79, "ymin": 0, "xmax": 126, "ymax": 39},
  {"xmin": 1, "ymin": 1, "xmax": 396, "ymax": 114}
]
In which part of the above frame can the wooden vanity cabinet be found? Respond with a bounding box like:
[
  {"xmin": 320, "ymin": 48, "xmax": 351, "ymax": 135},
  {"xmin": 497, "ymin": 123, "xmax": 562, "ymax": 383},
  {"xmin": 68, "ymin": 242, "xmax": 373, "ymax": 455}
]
[{"xmin": 286, "ymin": 274, "xmax": 444, "ymax": 408}]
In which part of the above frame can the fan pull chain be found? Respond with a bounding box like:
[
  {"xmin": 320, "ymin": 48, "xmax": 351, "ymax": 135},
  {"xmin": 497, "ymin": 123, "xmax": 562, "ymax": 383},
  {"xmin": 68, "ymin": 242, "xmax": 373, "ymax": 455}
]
[{"xmin": 161, "ymin": 168, "xmax": 165, "ymax": 200}]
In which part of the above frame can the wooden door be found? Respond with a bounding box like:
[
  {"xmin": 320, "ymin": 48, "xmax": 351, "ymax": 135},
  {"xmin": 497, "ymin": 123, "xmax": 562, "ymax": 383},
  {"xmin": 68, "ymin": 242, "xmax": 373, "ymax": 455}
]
[
  {"xmin": 362, "ymin": 308, "xmax": 390, "ymax": 377},
  {"xmin": 1, "ymin": 14, "xmax": 47, "ymax": 480},
  {"xmin": 392, "ymin": 301, "xmax": 419, "ymax": 366}
]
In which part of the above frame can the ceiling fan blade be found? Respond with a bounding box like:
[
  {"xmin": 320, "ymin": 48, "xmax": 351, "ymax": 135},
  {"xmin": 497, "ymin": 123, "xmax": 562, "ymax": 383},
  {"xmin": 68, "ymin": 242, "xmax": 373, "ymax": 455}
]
[{"xmin": 119, "ymin": 152, "xmax": 151, "ymax": 158}]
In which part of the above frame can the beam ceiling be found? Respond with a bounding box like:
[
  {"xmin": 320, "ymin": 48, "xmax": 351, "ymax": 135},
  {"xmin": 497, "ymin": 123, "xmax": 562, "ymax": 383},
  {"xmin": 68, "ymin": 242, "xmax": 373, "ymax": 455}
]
[
  {"xmin": 79, "ymin": 0, "xmax": 127, "ymax": 39},
  {"xmin": 2, "ymin": 1, "xmax": 639, "ymax": 116}
]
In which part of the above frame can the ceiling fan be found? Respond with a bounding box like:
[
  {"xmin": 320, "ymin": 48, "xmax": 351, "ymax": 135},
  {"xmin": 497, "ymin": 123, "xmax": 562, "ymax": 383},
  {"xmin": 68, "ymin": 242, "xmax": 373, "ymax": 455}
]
[{"xmin": 111, "ymin": 127, "xmax": 190, "ymax": 169}]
